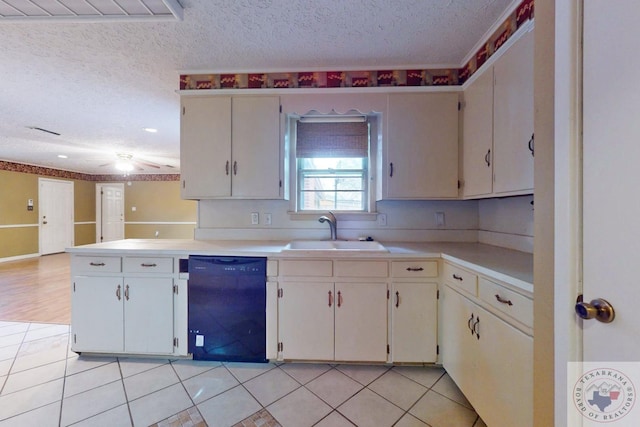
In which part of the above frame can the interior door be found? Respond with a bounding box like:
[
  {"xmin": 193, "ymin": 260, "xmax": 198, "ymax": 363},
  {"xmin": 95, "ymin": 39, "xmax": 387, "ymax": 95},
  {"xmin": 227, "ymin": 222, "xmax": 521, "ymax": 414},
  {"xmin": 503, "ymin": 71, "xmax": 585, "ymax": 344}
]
[
  {"xmin": 98, "ymin": 183, "xmax": 124, "ymax": 242},
  {"xmin": 577, "ymin": 1, "xmax": 640, "ymax": 424},
  {"xmin": 39, "ymin": 178, "xmax": 74, "ymax": 254},
  {"xmin": 582, "ymin": 0, "xmax": 640, "ymax": 362}
]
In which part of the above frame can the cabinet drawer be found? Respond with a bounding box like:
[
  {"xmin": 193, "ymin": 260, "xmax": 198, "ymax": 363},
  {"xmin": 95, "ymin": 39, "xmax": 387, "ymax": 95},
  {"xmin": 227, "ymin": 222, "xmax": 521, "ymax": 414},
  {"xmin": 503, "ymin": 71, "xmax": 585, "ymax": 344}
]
[
  {"xmin": 443, "ymin": 263, "xmax": 477, "ymax": 296},
  {"xmin": 123, "ymin": 257, "xmax": 174, "ymax": 274},
  {"xmin": 279, "ymin": 260, "xmax": 333, "ymax": 277},
  {"xmin": 391, "ymin": 261, "xmax": 438, "ymax": 278},
  {"xmin": 72, "ymin": 256, "xmax": 121, "ymax": 273},
  {"xmin": 334, "ymin": 261, "xmax": 388, "ymax": 278},
  {"xmin": 479, "ymin": 278, "xmax": 533, "ymax": 328}
]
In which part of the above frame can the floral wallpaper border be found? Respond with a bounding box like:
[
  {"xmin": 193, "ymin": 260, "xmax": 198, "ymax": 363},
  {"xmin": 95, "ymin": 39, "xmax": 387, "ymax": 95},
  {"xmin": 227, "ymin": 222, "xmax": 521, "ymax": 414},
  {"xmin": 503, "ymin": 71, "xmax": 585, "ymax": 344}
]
[
  {"xmin": 0, "ymin": 161, "xmax": 179, "ymax": 182},
  {"xmin": 179, "ymin": 0, "xmax": 533, "ymax": 91}
]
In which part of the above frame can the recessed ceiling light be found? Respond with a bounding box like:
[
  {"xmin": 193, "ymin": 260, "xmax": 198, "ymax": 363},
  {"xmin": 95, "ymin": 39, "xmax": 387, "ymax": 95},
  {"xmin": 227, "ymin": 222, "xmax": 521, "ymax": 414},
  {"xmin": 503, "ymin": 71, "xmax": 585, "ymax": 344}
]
[
  {"xmin": 57, "ymin": 154, "xmax": 68, "ymax": 159},
  {"xmin": 143, "ymin": 128, "xmax": 158, "ymax": 133}
]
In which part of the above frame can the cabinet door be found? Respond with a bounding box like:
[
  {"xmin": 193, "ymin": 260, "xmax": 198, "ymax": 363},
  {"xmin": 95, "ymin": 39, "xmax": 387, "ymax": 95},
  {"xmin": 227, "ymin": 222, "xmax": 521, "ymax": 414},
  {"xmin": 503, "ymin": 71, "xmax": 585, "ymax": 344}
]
[
  {"xmin": 493, "ymin": 29, "xmax": 534, "ymax": 194},
  {"xmin": 278, "ymin": 282, "xmax": 334, "ymax": 360},
  {"xmin": 334, "ymin": 282, "xmax": 388, "ymax": 362},
  {"xmin": 180, "ymin": 96, "xmax": 232, "ymax": 199},
  {"xmin": 231, "ymin": 96, "xmax": 281, "ymax": 198},
  {"xmin": 462, "ymin": 68, "xmax": 494, "ymax": 198},
  {"xmin": 391, "ymin": 282, "xmax": 438, "ymax": 363},
  {"xmin": 473, "ymin": 303, "xmax": 533, "ymax": 427},
  {"xmin": 440, "ymin": 285, "xmax": 477, "ymax": 400},
  {"xmin": 384, "ymin": 93, "xmax": 459, "ymax": 199},
  {"xmin": 123, "ymin": 277, "xmax": 174, "ymax": 354},
  {"xmin": 71, "ymin": 276, "xmax": 124, "ymax": 353}
]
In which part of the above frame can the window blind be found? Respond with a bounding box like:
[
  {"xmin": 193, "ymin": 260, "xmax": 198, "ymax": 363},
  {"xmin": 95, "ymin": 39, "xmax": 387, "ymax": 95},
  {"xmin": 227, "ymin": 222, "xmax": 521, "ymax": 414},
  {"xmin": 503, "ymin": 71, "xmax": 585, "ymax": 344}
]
[{"xmin": 296, "ymin": 122, "xmax": 368, "ymax": 158}]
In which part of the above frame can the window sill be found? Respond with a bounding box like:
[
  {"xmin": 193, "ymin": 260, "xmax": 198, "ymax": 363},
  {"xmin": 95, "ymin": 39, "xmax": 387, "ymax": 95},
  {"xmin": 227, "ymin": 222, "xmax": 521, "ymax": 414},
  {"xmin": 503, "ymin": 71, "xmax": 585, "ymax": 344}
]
[{"xmin": 287, "ymin": 211, "xmax": 379, "ymax": 221}]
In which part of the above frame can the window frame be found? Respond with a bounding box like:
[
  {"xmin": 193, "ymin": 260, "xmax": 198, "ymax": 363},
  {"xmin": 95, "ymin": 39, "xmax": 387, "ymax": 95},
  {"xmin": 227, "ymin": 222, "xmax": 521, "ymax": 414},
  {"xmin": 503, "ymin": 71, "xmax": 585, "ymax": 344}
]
[{"xmin": 287, "ymin": 112, "xmax": 379, "ymax": 217}]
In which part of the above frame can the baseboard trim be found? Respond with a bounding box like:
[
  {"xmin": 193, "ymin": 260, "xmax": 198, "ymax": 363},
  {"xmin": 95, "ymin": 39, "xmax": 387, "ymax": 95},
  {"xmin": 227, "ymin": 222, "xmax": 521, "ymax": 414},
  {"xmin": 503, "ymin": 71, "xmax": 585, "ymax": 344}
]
[{"xmin": 0, "ymin": 253, "xmax": 40, "ymax": 264}]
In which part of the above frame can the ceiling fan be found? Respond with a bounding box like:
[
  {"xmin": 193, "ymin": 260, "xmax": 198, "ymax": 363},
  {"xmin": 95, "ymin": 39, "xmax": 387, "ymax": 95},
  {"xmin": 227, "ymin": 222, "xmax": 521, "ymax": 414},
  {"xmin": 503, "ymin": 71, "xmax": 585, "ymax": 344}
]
[{"xmin": 99, "ymin": 153, "xmax": 175, "ymax": 174}]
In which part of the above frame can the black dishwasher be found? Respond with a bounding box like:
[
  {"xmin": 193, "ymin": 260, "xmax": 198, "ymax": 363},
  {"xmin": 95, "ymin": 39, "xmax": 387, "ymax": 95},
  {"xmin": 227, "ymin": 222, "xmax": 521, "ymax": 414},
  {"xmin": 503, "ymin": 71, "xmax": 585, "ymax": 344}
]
[{"xmin": 188, "ymin": 255, "xmax": 267, "ymax": 362}]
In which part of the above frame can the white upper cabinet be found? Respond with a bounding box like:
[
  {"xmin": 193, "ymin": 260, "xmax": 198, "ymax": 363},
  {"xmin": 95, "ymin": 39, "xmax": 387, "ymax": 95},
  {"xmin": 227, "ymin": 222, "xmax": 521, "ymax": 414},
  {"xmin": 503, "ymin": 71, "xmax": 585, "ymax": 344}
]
[
  {"xmin": 180, "ymin": 96, "xmax": 231, "ymax": 199},
  {"xmin": 462, "ymin": 28, "xmax": 534, "ymax": 198},
  {"xmin": 462, "ymin": 68, "xmax": 494, "ymax": 198},
  {"xmin": 492, "ymin": 28, "xmax": 535, "ymax": 194},
  {"xmin": 180, "ymin": 96, "xmax": 281, "ymax": 199},
  {"xmin": 379, "ymin": 93, "xmax": 459, "ymax": 200}
]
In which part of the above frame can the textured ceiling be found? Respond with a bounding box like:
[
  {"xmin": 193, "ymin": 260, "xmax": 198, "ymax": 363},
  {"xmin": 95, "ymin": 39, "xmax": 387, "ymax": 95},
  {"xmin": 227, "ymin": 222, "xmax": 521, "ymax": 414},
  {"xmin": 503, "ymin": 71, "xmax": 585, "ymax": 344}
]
[{"xmin": 0, "ymin": 0, "xmax": 514, "ymax": 174}]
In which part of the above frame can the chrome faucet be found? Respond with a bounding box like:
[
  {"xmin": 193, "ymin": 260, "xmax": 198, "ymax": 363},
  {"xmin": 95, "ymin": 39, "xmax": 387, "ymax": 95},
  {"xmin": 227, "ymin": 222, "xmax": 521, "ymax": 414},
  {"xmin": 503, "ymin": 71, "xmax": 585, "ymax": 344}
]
[{"xmin": 318, "ymin": 211, "xmax": 338, "ymax": 241}]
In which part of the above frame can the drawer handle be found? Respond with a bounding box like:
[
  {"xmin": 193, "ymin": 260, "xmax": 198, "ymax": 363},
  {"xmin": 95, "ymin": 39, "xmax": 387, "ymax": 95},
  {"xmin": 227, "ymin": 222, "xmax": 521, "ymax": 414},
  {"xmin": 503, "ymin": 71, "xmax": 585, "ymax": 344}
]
[
  {"xmin": 90, "ymin": 262, "xmax": 106, "ymax": 267},
  {"xmin": 337, "ymin": 291, "xmax": 343, "ymax": 308},
  {"xmin": 495, "ymin": 294, "xmax": 513, "ymax": 306},
  {"xmin": 452, "ymin": 274, "xmax": 463, "ymax": 281},
  {"xmin": 395, "ymin": 291, "xmax": 400, "ymax": 308},
  {"xmin": 467, "ymin": 313, "xmax": 474, "ymax": 333},
  {"xmin": 125, "ymin": 284, "xmax": 130, "ymax": 301},
  {"xmin": 328, "ymin": 291, "xmax": 333, "ymax": 307},
  {"xmin": 140, "ymin": 263, "xmax": 157, "ymax": 267},
  {"xmin": 473, "ymin": 316, "xmax": 480, "ymax": 339},
  {"xmin": 406, "ymin": 267, "xmax": 424, "ymax": 272},
  {"xmin": 116, "ymin": 284, "xmax": 121, "ymax": 301}
]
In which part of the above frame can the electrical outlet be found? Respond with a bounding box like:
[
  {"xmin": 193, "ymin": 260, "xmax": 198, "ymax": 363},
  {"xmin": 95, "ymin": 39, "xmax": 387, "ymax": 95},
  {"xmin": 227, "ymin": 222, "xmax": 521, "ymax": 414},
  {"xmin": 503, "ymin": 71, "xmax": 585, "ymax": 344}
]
[
  {"xmin": 377, "ymin": 213, "xmax": 387, "ymax": 226},
  {"xmin": 264, "ymin": 213, "xmax": 272, "ymax": 225},
  {"xmin": 435, "ymin": 212, "xmax": 445, "ymax": 227},
  {"xmin": 251, "ymin": 212, "xmax": 259, "ymax": 225}
]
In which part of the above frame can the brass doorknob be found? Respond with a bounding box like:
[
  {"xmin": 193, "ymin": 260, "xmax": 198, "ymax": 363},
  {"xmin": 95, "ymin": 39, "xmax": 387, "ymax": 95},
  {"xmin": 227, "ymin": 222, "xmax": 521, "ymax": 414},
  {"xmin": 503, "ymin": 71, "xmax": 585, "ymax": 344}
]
[{"xmin": 575, "ymin": 296, "xmax": 615, "ymax": 323}]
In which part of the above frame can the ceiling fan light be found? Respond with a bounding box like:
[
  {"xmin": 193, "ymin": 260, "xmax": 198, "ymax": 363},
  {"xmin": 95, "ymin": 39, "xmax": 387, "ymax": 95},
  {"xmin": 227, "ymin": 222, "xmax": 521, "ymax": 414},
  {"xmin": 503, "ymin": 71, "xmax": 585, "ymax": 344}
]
[{"xmin": 115, "ymin": 161, "xmax": 134, "ymax": 172}]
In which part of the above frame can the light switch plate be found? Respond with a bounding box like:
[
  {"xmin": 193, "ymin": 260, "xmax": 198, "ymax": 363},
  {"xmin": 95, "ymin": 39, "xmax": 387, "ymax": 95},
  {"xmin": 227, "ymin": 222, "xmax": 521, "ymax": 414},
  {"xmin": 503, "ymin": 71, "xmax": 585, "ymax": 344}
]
[
  {"xmin": 264, "ymin": 213, "xmax": 272, "ymax": 225},
  {"xmin": 251, "ymin": 212, "xmax": 259, "ymax": 225}
]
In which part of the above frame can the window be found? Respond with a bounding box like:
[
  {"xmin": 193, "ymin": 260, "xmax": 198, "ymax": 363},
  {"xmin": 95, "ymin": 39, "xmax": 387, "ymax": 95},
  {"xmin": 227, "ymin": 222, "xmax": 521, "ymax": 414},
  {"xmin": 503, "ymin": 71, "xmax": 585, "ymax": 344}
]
[{"xmin": 295, "ymin": 119, "xmax": 369, "ymax": 212}]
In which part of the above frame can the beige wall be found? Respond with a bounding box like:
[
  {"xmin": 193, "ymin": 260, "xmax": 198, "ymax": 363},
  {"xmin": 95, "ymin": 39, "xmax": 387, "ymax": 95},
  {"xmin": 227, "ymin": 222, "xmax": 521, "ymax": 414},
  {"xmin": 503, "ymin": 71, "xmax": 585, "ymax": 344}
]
[
  {"xmin": 123, "ymin": 180, "xmax": 196, "ymax": 239},
  {"xmin": 0, "ymin": 168, "xmax": 197, "ymax": 260},
  {"xmin": 0, "ymin": 170, "xmax": 40, "ymax": 258}
]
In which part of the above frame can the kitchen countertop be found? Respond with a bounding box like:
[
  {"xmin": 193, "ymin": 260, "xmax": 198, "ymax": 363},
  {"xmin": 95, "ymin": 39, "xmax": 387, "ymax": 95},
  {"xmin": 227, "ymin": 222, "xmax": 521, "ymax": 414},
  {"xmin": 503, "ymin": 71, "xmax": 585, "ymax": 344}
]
[{"xmin": 67, "ymin": 239, "xmax": 533, "ymax": 294}]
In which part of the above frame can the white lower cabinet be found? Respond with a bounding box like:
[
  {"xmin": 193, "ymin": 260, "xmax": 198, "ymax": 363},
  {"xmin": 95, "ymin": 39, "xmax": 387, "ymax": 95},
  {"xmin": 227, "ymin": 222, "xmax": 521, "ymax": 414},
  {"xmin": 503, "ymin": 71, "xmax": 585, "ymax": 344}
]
[
  {"xmin": 276, "ymin": 258, "xmax": 438, "ymax": 363},
  {"xmin": 391, "ymin": 282, "xmax": 438, "ymax": 363},
  {"xmin": 334, "ymin": 282, "xmax": 388, "ymax": 362},
  {"xmin": 277, "ymin": 280, "xmax": 387, "ymax": 362},
  {"xmin": 278, "ymin": 281, "xmax": 335, "ymax": 361},
  {"xmin": 441, "ymin": 283, "xmax": 533, "ymax": 427},
  {"xmin": 122, "ymin": 277, "xmax": 174, "ymax": 354},
  {"xmin": 72, "ymin": 276, "xmax": 125, "ymax": 353},
  {"xmin": 71, "ymin": 255, "xmax": 182, "ymax": 356},
  {"xmin": 72, "ymin": 276, "xmax": 174, "ymax": 354}
]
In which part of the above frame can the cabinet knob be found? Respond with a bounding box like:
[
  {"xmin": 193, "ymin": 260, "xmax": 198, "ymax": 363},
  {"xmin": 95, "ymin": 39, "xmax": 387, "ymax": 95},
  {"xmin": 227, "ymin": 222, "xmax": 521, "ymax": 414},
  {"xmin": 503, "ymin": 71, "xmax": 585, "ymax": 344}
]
[{"xmin": 575, "ymin": 295, "xmax": 615, "ymax": 323}]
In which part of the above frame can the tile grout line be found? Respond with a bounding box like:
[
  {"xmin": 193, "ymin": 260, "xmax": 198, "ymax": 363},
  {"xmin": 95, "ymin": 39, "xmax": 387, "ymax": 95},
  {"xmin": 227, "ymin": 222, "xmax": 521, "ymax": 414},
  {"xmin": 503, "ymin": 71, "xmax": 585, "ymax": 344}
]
[
  {"xmin": 170, "ymin": 358, "xmax": 209, "ymax": 427},
  {"xmin": 116, "ymin": 357, "xmax": 136, "ymax": 427}
]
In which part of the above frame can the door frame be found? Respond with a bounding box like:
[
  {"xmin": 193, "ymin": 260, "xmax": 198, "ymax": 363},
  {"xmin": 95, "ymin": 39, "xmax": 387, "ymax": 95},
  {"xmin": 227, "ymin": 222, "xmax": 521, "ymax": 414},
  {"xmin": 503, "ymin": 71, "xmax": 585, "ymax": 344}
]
[
  {"xmin": 95, "ymin": 182, "xmax": 125, "ymax": 243},
  {"xmin": 535, "ymin": 0, "xmax": 584, "ymax": 425},
  {"xmin": 38, "ymin": 177, "xmax": 74, "ymax": 255}
]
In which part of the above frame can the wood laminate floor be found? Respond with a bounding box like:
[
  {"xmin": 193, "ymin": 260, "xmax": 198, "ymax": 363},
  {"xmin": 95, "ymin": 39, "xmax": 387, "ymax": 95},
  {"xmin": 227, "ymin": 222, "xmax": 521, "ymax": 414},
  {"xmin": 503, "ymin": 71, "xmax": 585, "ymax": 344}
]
[{"xmin": 0, "ymin": 253, "xmax": 70, "ymax": 324}]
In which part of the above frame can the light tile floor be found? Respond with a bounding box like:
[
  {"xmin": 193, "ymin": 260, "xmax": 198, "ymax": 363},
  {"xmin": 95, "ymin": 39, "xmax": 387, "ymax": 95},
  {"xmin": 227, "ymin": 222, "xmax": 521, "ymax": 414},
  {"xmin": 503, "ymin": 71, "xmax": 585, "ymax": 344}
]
[{"xmin": 0, "ymin": 321, "xmax": 487, "ymax": 427}]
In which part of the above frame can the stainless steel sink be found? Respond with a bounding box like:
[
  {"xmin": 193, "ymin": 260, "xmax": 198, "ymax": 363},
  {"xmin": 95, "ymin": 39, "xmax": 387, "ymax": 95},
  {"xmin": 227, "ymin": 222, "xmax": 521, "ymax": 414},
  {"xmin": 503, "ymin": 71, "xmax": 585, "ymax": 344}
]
[{"xmin": 282, "ymin": 240, "xmax": 388, "ymax": 252}]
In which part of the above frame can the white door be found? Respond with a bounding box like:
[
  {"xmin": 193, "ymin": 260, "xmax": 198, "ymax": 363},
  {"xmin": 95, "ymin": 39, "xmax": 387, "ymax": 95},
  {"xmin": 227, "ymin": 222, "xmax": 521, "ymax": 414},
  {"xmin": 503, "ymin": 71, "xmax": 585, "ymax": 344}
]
[
  {"xmin": 39, "ymin": 178, "xmax": 74, "ymax": 254},
  {"xmin": 573, "ymin": 1, "xmax": 640, "ymax": 424},
  {"xmin": 97, "ymin": 183, "xmax": 124, "ymax": 242}
]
